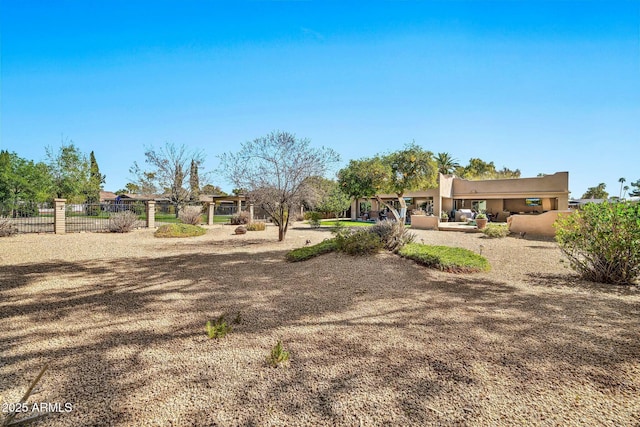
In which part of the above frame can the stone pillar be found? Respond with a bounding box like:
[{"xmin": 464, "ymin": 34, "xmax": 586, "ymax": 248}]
[
  {"xmin": 54, "ymin": 198, "xmax": 66, "ymax": 235},
  {"xmin": 249, "ymin": 204, "xmax": 254, "ymax": 222},
  {"xmin": 207, "ymin": 202, "xmax": 215, "ymax": 226},
  {"xmin": 146, "ymin": 200, "xmax": 155, "ymax": 229},
  {"xmin": 350, "ymin": 199, "xmax": 358, "ymax": 220}
]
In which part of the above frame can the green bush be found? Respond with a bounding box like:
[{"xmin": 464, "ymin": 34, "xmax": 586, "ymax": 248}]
[
  {"xmin": 246, "ymin": 221, "xmax": 266, "ymax": 231},
  {"xmin": 286, "ymin": 239, "xmax": 337, "ymax": 262},
  {"xmin": 555, "ymin": 201, "xmax": 640, "ymax": 285},
  {"xmin": 307, "ymin": 211, "xmax": 322, "ymax": 228},
  {"xmin": 154, "ymin": 223, "xmax": 206, "ymax": 238},
  {"xmin": 267, "ymin": 341, "xmax": 290, "ymax": 367},
  {"xmin": 206, "ymin": 315, "xmax": 231, "ymax": 339},
  {"xmin": 399, "ymin": 243, "xmax": 490, "ymax": 273},
  {"xmin": 370, "ymin": 219, "xmax": 416, "ymax": 252},
  {"xmin": 482, "ymin": 223, "xmax": 510, "ymax": 238},
  {"xmin": 334, "ymin": 228, "xmax": 383, "ymax": 256}
]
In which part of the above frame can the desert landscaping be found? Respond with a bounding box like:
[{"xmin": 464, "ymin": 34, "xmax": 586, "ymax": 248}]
[{"xmin": 1, "ymin": 224, "xmax": 639, "ymax": 426}]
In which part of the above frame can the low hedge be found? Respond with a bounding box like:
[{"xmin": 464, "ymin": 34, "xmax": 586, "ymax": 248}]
[
  {"xmin": 154, "ymin": 223, "xmax": 207, "ymax": 238},
  {"xmin": 399, "ymin": 243, "xmax": 490, "ymax": 273},
  {"xmin": 286, "ymin": 239, "xmax": 337, "ymax": 262}
]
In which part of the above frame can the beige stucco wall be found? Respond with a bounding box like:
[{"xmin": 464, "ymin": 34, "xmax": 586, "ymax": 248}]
[
  {"xmin": 410, "ymin": 215, "xmax": 439, "ymax": 230},
  {"xmin": 453, "ymin": 172, "xmax": 568, "ymax": 197},
  {"xmin": 507, "ymin": 210, "xmax": 573, "ymax": 236}
]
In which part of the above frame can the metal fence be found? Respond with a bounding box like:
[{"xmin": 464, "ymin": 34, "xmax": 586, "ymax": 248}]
[
  {"xmin": 153, "ymin": 202, "xmax": 207, "ymax": 224},
  {"xmin": 0, "ymin": 201, "xmax": 55, "ymax": 233},
  {"xmin": 65, "ymin": 202, "xmax": 146, "ymax": 233}
]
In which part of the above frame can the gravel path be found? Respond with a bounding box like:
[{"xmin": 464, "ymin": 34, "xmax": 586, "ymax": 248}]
[{"xmin": 1, "ymin": 223, "xmax": 639, "ymax": 426}]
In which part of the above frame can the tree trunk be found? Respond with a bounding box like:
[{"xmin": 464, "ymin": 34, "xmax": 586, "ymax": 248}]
[
  {"xmin": 374, "ymin": 195, "xmax": 401, "ymax": 221},
  {"xmin": 397, "ymin": 193, "xmax": 407, "ymax": 224},
  {"xmin": 277, "ymin": 205, "xmax": 286, "ymax": 241}
]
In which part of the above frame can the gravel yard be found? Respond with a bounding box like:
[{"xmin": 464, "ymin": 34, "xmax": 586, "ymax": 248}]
[{"xmin": 1, "ymin": 224, "xmax": 639, "ymax": 426}]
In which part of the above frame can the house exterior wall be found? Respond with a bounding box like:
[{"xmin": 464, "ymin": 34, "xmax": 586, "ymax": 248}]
[
  {"xmin": 507, "ymin": 210, "xmax": 573, "ymax": 236},
  {"xmin": 348, "ymin": 172, "xmax": 569, "ymax": 230},
  {"xmin": 451, "ymin": 172, "xmax": 568, "ymax": 199}
]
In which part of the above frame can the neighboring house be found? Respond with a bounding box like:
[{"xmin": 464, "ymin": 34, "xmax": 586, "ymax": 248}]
[
  {"xmin": 116, "ymin": 193, "xmax": 170, "ymax": 202},
  {"xmin": 351, "ymin": 172, "xmax": 570, "ymax": 222},
  {"xmin": 200, "ymin": 194, "xmax": 248, "ymax": 215},
  {"xmin": 568, "ymin": 198, "xmax": 606, "ymax": 209},
  {"xmin": 99, "ymin": 191, "xmax": 119, "ymax": 202}
]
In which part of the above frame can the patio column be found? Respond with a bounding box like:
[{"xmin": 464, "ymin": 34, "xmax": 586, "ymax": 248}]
[
  {"xmin": 146, "ymin": 201, "xmax": 155, "ymax": 229},
  {"xmin": 54, "ymin": 198, "xmax": 66, "ymax": 235},
  {"xmin": 249, "ymin": 204, "xmax": 254, "ymax": 222},
  {"xmin": 350, "ymin": 199, "xmax": 358, "ymax": 220},
  {"xmin": 207, "ymin": 202, "xmax": 215, "ymax": 225},
  {"xmin": 557, "ymin": 197, "xmax": 568, "ymax": 210}
]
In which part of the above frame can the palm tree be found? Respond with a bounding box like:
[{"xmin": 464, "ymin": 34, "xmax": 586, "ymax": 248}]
[
  {"xmin": 435, "ymin": 152, "xmax": 460, "ymax": 175},
  {"xmin": 618, "ymin": 177, "xmax": 626, "ymax": 199},
  {"xmin": 623, "ymin": 185, "xmax": 629, "ymax": 199}
]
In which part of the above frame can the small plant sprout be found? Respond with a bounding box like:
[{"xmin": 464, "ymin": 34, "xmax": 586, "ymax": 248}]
[
  {"xmin": 479, "ymin": 244, "xmax": 484, "ymax": 256},
  {"xmin": 267, "ymin": 341, "xmax": 290, "ymax": 367},
  {"xmin": 232, "ymin": 312, "xmax": 242, "ymax": 325},
  {"xmin": 205, "ymin": 315, "xmax": 231, "ymax": 339}
]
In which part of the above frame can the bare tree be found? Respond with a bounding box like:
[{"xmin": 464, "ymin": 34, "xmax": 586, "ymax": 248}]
[
  {"xmin": 218, "ymin": 131, "xmax": 340, "ymax": 241},
  {"xmin": 130, "ymin": 143, "xmax": 206, "ymax": 216}
]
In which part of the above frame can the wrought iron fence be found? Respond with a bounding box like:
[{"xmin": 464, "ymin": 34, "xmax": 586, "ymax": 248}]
[
  {"xmin": 65, "ymin": 202, "xmax": 146, "ymax": 233},
  {"xmin": 154, "ymin": 202, "xmax": 207, "ymax": 224},
  {"xmin": 0, "ymin": 201, "xmax": 55, "ymax": 233}
]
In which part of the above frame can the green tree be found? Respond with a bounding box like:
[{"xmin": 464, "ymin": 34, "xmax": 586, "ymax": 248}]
[
  {"xmin": 384, "ymin": 143, "xmax": 437, "ymax": 222},
  {"xmin": 629, "ymin": 179, "xmax": 640, "ymax": 197},
  {"xmin": 338, "ymin": 143, "xmax": 437, "ymax": 223},
  {"xmin": 618, "ymin": 177, "xmax": 626, "ymax": 199},
  {"xmin": 434, "ymin": 152, "xmax": 460, "ymax": 175},
  {"xmin": 456, "ymin": 158, "xmax": 520, "ymax": 179},
  {"xmin": 218, "ymin": 131, "xmax": 340, "ymax": 241},
  {"xmin": 338, "ymin": 157, "xmax": 393, "ymax": 217},
  {"xmin": 189, "ymin": 159, "xmax": 200, "ymax": 201},
  {"xmin": 86, "ymin": 151, "xmax": 105, "ymax": 205},
  {"xmin": 0, "ymin": 151, "xmax": 52, "ymax": 215},
  {"xmin": 201, "ymin": 184, "xmax": 227, "ymax": 195},
  {"xmin": 306, "ymin": 177, "xmax": 351, "ymax": 218},
  {"xmin": 45, "ymin": 142, "xmax": 91, "ymax": 203},
  {"xmin": 581, "ymin": 183, "xmax": 609, "ymax": 200}
]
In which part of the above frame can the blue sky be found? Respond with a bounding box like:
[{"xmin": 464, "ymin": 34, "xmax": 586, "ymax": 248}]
[{"xmin": 1, "ymin": 1, "xmax": 639, "ymax": 198}]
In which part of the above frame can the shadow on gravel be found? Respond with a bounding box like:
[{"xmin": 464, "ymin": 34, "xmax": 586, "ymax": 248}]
[{"xmin": 1, "ymin": 247, "xmax": 639, "ymax": 425}]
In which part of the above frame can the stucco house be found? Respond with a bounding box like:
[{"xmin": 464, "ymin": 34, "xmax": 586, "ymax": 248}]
[{"xmin": 350, "ymin": 172, "xmax": 570, "ymax": 236}]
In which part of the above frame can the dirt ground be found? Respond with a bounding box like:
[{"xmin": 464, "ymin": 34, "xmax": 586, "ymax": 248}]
[{"xmin": 1, "ymin": 224, "xmax": 639, "ymax": 426}]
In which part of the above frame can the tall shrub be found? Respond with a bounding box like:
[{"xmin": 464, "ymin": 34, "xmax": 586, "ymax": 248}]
[{"xmin": 555, "ymin": 201, "xmax": 640, "ymax": 285}]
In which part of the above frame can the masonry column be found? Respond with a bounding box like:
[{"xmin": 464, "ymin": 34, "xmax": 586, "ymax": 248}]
[
  {"xmin": 350, "ymin": 199, "xmax": 358, "ymax": 220},
  {"xmin": 249, "ymin": 204, "xmax": 254, "ymax": 222},
  {"xmin": 146, "ymin": 200, "xmax": 156, "ymax": 229},
  {"xmin": 207, "ymin": 202, "xmax": 215, "ymax": 226},
  {"xmin": 54, "ymin": 198, "xmax": 66, "ymax": 235}
]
